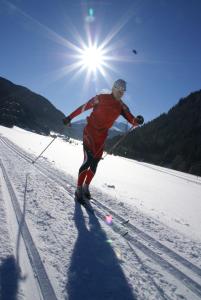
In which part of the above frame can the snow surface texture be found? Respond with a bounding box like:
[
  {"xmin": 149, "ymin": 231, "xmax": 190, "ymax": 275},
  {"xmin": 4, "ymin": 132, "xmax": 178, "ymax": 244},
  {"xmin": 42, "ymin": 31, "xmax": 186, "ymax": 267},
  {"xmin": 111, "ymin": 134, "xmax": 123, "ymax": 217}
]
[{"xmin": 0, "ymin": 125, "xmax": 201, "ymax": 300}]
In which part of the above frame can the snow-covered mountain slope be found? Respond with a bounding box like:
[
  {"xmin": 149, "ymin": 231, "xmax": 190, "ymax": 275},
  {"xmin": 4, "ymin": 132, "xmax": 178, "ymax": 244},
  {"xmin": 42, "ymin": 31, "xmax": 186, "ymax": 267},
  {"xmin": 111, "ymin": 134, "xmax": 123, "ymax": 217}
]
[{"xmin": 0, "ymin": 125, "xmax": 201, "ymax": 300}]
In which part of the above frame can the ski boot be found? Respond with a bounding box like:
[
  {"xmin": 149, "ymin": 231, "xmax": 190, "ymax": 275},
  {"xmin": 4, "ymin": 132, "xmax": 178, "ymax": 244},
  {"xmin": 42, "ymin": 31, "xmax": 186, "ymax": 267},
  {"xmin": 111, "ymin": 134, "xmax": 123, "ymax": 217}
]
[
  {"xmin": 75, "ymin": 187, "xmax": 85, "ymax": 205},
  {"xmin": 83, "ymin": 184, "xmax": 91, "ymax": 199}
]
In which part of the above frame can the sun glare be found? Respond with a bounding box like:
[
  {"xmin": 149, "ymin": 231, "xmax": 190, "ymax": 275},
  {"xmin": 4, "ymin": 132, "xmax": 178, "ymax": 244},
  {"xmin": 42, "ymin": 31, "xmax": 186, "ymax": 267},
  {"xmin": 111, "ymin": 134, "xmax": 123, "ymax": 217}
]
[
  {"xmin": 80, "ymin": 46, "xmax": 105, "ymax": 72},
  {"xmin": 2, "ymin": 0, "xmax": 138, "ymax": 90}
]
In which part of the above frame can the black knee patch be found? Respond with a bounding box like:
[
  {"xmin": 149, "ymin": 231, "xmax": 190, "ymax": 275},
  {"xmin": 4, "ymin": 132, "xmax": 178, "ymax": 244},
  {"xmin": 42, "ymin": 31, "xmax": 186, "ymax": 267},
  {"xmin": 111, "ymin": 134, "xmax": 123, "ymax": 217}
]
[
  {"xmin": 90, "ymin": 158, "xmax": 100, "ymax": 174},
  {"xmin": 79, "ymin": 146, "xmax": 93, "ymax": 174},
  {"xmin": 79, "ymin": 145, "xmax": 101, "ymax": 175}
]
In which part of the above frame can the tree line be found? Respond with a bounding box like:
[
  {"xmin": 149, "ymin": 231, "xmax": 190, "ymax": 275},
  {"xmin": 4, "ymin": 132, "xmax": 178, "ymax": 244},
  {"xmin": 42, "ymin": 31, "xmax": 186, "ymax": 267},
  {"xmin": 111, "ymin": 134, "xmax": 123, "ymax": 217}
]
[{"xmin": 106, "ymin": 90, "xmax": 201, "ymax": 176}]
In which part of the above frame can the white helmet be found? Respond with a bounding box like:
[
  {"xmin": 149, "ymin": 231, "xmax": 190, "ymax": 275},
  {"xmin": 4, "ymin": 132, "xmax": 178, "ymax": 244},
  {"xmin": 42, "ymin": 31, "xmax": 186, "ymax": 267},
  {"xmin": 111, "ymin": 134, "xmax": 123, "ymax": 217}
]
[{"xmin": 113, "ymin": 79, "xmax": 127, "ymax": 91}]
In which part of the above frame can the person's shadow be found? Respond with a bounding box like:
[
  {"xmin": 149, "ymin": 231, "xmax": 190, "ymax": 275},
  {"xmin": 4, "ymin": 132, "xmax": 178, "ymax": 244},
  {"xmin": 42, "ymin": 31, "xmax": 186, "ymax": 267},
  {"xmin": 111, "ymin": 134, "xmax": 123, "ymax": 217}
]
[
  {"xmin": 0, "ymin": 255, "xmax": 20, "ymax": 300},
  {"xmin": 66, "ymin": 201, "xmax": 136, "ymax": 300}
]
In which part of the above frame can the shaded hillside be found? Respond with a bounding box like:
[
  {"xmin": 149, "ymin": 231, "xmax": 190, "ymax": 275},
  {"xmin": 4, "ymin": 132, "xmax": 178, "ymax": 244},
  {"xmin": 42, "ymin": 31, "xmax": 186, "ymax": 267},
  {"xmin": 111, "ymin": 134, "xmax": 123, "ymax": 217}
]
[
  {"xmin": 0, "ymin": 77, "xmax": 128, "ymax": 139},
  {"xmin": 0, "ymin": 77, "xmax": 66, "ymax": 135},
  {"xmin": 106, "ymin": 90, "xmax": 201, "ymax": 176}
]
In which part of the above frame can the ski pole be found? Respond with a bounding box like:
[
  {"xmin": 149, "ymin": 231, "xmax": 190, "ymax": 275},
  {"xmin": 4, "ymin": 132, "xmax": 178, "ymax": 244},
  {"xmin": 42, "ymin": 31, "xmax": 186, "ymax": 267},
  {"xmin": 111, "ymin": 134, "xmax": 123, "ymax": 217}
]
[
  {"xmin": 102, "ymin": 125, "xmax": 135, "ymax": 159},
  {"xmin": 32, "ymin": 129, "xmax": 65, "ymax": 164}
]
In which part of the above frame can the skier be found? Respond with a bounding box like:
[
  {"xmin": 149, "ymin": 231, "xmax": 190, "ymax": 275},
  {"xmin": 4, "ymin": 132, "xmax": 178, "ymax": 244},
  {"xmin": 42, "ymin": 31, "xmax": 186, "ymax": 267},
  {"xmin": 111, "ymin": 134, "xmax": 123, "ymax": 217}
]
[{"xmin": 63, "ymin": 79, "xmax": 144, "ymax": 203}]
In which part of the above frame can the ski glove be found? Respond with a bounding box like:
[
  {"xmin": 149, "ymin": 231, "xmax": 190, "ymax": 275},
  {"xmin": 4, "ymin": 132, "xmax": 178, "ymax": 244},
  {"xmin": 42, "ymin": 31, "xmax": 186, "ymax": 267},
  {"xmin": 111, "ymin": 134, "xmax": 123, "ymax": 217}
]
[
  {"xmin": 63, "ymin": 116, "xmax": 71, "ymax": 126},
  {"xmin": 136, "ymin": 115, "xmax": 144, "ymax": 125}
]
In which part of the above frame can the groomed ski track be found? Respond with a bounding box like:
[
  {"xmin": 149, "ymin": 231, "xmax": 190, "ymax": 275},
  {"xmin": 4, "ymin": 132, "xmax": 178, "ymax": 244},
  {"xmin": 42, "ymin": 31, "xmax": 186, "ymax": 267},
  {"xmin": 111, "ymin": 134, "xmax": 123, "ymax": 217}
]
[
  {"xmin": 0, "ymin": 134, "xmax": 201, "ymax": 299},
  {"xmin": 0, "ymin": 159, "xmax": 58, "ymax": 300}
]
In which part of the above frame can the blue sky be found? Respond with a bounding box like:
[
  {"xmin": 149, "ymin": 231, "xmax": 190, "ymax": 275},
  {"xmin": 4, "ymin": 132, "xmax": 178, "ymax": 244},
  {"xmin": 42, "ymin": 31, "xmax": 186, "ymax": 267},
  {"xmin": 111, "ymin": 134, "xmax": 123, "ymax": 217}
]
[{"xmin": 1, "ymin": 0, "xmax": 201, "ymax": 124}]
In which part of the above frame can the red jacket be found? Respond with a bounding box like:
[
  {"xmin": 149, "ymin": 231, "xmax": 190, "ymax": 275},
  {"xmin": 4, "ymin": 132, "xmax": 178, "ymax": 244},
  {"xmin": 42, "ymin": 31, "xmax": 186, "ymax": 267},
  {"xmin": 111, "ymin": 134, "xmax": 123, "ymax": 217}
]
[{"xmin": 69, "ymin": 93, "xmax": 138, "ymax": 157}]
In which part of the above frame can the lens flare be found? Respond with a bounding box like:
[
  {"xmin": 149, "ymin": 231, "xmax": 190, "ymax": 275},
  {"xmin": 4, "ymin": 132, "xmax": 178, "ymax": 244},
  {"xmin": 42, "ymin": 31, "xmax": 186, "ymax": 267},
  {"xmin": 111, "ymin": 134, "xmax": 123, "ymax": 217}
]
[
  {"xmin": 89, "ymin": 8, "xmax": 94, "ymax": 17},
  {"xmin": 105, "ymin": 215, "xmax": 113, "ymax": 225}
]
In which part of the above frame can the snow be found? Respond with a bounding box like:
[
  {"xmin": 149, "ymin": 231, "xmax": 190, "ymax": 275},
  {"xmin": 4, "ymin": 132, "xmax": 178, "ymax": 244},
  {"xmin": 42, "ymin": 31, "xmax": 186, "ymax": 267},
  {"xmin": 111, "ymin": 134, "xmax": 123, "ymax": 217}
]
[
  {"xmin": 1, "ymin": 125, "xmax": 201, "ymax": 241},
  {"xmin": 0, "ymin": 125, "xmax": 201, "ymax": 300},
  {"xmin": 110, "ymin": 125, "xmax": 122, "ymax": 132}
]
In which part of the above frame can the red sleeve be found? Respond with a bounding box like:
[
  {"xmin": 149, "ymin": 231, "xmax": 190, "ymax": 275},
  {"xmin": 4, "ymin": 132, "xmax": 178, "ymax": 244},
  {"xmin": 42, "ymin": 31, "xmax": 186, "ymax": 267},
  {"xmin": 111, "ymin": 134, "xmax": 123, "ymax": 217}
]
[
  {"xmin": 68, "ymin": 96, "xmax": 99, "ymax": 120},
  {"xmin": 120, "ymin": 102, "xmax": 139, "ymax": 127}
]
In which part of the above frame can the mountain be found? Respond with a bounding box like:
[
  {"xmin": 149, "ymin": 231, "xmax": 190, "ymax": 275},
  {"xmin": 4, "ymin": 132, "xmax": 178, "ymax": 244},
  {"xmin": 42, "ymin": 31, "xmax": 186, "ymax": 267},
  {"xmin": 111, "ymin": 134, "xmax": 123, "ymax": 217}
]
[
  {"xmin": 1, "ymin": 77, "xmax": 200, "ymax": 175},
  {"xmin": 0, "ymin": 77, "xmax": 129, "ymax": 139},
  {"xmin": 67, "ymin": 119, "xmax": 129, "ymax": 140},
  {"xmin": 106, "ymin": 90, "xmax": 201, "ymax": 176},
  {"xmin": 0, "ymin": 77, "xmax": 66, "ymax": 135}
]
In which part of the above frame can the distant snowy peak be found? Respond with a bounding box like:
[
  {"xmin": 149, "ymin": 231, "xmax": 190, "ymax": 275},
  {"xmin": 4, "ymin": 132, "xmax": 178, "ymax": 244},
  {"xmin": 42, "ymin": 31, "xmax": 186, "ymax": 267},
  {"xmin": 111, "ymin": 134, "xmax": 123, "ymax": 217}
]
[
  {"xmin": 66, "ymin": 119, "xmax": 129, "ymax": 140},
  {"xmin": 74, "ymin": 119, "xmax": 128, "ymax": 131},
  {"xmin": 111, "ymin": 126, "xmax": 122, "ymax": 132},
  {"xmin": 73, "ymin": 119, "xmax": 86, "ymax": 125}
]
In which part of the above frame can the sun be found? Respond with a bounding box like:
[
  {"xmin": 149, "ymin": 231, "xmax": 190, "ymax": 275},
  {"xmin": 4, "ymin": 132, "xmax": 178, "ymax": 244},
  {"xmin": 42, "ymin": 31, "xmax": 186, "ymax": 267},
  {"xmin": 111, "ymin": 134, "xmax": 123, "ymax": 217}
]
[
  {"xmin": 47, "ymin": 8, "xmax": 137, "ymax": 87},
  {"xmin": 2, "ymin": 0, "xmax": 138, "ymax": 90},
  {"xmin": 80, "ymin": 45, "xmax": 105, "ymax": 72}
]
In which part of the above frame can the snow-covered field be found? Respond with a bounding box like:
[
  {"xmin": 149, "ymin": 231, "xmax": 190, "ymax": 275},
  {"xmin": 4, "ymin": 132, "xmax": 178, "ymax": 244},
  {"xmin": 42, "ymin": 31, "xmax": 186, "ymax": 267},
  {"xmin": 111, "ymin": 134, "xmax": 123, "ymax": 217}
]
[{"xmin": 0, "ymin": 125, "xmax": 201, "ymax": 300}]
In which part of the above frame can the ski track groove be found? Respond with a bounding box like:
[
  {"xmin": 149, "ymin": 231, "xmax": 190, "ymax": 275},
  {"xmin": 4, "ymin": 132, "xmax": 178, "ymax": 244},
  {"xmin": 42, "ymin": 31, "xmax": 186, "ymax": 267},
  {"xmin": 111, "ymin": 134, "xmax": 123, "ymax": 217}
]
[
  {"xmin": 1, "ymin": 135, "xmax": 201, "ymax": 298},
  {"xmin": 0, "ymin": 158, "xmax": 58, "ymax": 300},
  {"xmin": 91, "ymin": 198, "xmax": 201, "ymax": 277},
  {"xmin": 92, "ymin": 204, "xmax": 201, "ymax": 298}
]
